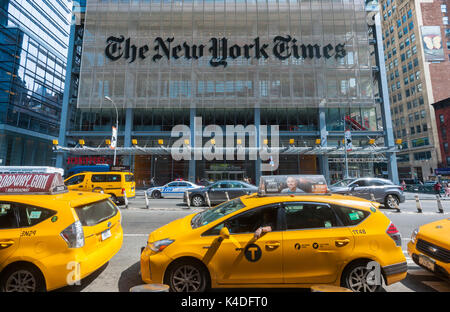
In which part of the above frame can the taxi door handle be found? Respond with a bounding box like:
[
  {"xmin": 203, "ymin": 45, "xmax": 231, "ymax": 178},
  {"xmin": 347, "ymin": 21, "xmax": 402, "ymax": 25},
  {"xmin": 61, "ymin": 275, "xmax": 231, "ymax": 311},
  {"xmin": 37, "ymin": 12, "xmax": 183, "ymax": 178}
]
[
  {"xmin": 265, "ymin": 241, "xmax": 281, "ymax": 250},
  {"xmin": 335, "ymin": 239, "xmax": 350, "ymax": 247},
  {"xmin": 0, "ymin": 240, "xmax": 15, "ymax": 249}
]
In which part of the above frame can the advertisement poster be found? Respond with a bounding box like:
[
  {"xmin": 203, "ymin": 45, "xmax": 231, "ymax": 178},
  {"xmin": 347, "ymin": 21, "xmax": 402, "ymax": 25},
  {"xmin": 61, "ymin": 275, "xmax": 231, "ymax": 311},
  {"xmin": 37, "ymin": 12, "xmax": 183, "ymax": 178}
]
[
  {"xmin": 259, "ymin": 175, "xmax": 329, "ymax": 194},
  {"xmin": 421, "ymin": 26, "xmax": 445, "ymax": 61}
]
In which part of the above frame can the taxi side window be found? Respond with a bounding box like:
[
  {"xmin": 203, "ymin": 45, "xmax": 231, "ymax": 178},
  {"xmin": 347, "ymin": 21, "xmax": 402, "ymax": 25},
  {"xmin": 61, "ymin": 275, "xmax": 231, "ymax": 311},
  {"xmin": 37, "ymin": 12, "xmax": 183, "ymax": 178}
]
[
  {"xmin": 125, "ymin": 175, "xmax": 135, "ymax": 182},
  {"xmin": 16, "ymin": 204, "xmax": 56, "ymax": 228},
  {"xmin": 106, "ymin": 175, "xmax": 122, "ymax": 182},
  {"xmin": 333, "ymin": 206, "xmax": 370, "ymax": 226},
  {"xmin": 205, "ymin": 206, "xmax": 279, "ymax": 235},
  {"xmin": 66, "ymin": 175, "xmax": 84, "ymax": 185},
  {"xmin": 283, "ymin": 203, "xmax": 339, "ymax": 230},
  {"xmin": 0, "ymin": 203, "xmax": 18, "ymax": 229},
  {"xmin": 91, "ymin": 174, "xmax": 106, "ymax": 183}
]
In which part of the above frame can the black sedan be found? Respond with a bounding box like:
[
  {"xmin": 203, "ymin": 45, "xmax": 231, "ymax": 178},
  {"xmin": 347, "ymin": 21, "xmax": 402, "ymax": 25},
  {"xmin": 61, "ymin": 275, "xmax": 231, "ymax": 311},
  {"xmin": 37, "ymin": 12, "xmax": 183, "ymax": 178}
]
[{"xmin": 183, "ymin": 180, "xmax": 258, "ymax": 207}]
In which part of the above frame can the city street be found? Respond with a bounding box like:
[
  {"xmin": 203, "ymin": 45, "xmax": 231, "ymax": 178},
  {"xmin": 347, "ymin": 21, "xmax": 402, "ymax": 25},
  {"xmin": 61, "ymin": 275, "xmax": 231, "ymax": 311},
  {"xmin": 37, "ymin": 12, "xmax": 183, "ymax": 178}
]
[{"xmin": 58, "ymin": 194, "xmax": 450, "ymax": 292}]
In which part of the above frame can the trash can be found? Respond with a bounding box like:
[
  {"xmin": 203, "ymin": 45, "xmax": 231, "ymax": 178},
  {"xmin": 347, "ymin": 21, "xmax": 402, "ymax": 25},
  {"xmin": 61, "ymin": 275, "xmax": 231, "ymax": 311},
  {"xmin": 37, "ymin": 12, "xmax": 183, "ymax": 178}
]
[{"xmin": 129, "ymin": 284, "xmax": 170, "ymax": 292}]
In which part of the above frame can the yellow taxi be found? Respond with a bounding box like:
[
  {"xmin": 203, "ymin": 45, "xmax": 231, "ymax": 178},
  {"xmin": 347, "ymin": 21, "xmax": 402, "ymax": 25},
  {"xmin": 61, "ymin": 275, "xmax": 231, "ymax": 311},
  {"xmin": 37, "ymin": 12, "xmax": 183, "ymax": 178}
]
[
  {"xmin": 407, "ymin": 218, "xmax": 449, "ymax": 280},
  {"xmin": 0, "ymin": 173, "xmax": 123, "ymax": 292},
  {"xmin": 140, "ymin": 175, "xmax": 407, "ymax": 292},
  {"xmin": 64, "ymin": 171, "xmax": 135, "ymax": 205}
]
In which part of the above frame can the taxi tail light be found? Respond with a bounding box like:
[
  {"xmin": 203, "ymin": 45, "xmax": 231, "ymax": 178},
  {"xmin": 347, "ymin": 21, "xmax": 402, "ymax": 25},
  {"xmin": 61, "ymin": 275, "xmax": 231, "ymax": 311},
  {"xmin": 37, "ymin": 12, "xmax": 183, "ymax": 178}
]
[
  {"xmin": 121, "ymin": 188, "xmax": 125, "ymax": 195},
  {"xmin": 386, "ymin": 222, "xmax": 402, "ymax": 247},
  {"xmin": 60, "ymin": 220, "xmax": 85, "ymax": 248}
]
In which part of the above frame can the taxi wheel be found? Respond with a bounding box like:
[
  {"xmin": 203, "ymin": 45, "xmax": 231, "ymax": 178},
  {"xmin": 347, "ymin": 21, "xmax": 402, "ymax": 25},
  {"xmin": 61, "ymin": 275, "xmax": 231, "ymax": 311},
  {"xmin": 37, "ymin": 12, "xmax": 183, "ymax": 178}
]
[
  {"xmin": 165, "ymin": 260, "xmax": 209, "ymax": 292},
  {"xmin": 191, "ymin": 195, "xmax": 205, "ymax": 207},
  {"xmin": 384, "ymin": 195, "xmax": 399, "ymax": 209},
  {"xmin": 341, "ymin": 260, "xmax": 381, "ymax": 292},
  {"xmin": 152, "ymin": 191, "xmax": 161, "ymax": 199},
  {"xmin": 0, "ymin": 264, "xmax": 46, "ymax": 292},
  {"xmin": 93, "ymin": 187, "xmax": 104, "ymax": 194}
]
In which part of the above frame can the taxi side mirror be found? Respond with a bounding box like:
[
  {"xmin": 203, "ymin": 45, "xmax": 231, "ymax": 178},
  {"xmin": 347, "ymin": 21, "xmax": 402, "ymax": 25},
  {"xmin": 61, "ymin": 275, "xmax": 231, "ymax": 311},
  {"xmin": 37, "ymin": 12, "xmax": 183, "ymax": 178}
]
[{"xmin": 219, "ymin": 227, "xmax": 230, "ymax": 240}]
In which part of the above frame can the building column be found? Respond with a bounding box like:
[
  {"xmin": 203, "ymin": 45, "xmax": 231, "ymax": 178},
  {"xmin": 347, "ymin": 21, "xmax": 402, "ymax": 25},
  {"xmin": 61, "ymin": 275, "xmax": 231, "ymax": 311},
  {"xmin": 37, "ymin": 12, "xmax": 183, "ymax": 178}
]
[
  {"xmin": 56, "ymin": 22, "xmax": 77, "ymax": 169},
  {"xmin": 255, "ymin": 107, "xmax": 261, "ymax": 184},
  {"xmin": 124, "ymin": 108, "xmax": 133, "ymax": 167},
  {"xmin": 189, "ymin": 107, "xmax": 196, "ymax": 182},
  {"xmin": 374, "ymin": 13, "xmax": 399, "ymax": 184},
  {"xmin": 319, "ymin": 108, "xmax": 330, "ymax": 184}
]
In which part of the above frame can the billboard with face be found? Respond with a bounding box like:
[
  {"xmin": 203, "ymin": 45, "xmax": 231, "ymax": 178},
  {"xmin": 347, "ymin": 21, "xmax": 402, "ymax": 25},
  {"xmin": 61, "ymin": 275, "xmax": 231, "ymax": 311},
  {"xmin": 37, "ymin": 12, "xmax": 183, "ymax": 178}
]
[{"xmin": 259, "ymin": 175, "xmax": 329, "ymax": 195}]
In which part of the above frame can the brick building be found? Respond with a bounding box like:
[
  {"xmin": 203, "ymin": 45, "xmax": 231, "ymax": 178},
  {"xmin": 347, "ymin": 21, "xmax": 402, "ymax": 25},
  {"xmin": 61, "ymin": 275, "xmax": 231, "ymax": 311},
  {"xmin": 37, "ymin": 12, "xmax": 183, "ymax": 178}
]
[
  {"xmin": 381, "ymin": 0, "xmax": 450, "ymax": 181},
  {"xmin": 432, "ymin": 97, "xmax": 450, "ymax": 172}
]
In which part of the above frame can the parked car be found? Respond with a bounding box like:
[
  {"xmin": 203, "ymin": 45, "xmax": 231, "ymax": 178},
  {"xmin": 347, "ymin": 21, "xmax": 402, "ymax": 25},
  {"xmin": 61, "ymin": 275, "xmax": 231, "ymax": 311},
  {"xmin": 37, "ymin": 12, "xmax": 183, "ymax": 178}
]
[
  {"xmin": 184, "ymin": 180, "xmax": 258, "ymax": 207},
  {"xmin": 146, "ymin": 181, "xmax": 203, "ymax": 199},
  {"xmin": 329, "ymin": 177, "xmax": 405, "ymax": 209}
]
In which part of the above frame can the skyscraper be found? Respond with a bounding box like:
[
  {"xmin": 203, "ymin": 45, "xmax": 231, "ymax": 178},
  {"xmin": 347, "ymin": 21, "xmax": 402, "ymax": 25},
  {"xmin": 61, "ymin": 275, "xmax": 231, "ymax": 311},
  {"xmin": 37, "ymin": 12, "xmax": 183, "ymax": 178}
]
[
  {"xmin": 0, "ymin": 0, "xmax": 72, "ymax": 166},
  {"xmin": 380, "ymin": 0, "xmax": 450, "ymax": 181}
]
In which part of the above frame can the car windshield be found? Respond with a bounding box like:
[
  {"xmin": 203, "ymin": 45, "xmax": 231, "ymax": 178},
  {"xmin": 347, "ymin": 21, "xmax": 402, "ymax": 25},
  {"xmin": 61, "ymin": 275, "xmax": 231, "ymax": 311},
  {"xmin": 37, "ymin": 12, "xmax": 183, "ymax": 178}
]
[
  {"xmin": 331, "ymin": 179, "xmax": 355, "ymax": 187},
  {"xmin": 191, "ymin": 198, "xmax": 245, "ymax": 229}
]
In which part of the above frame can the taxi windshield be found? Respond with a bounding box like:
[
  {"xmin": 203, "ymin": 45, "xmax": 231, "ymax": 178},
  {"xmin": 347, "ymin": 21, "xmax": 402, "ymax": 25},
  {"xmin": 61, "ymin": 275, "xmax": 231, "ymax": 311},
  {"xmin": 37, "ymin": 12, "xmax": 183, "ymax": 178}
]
[{"xmin": 191, "ymin": 198, "xmax": 245, "ymax": 229}]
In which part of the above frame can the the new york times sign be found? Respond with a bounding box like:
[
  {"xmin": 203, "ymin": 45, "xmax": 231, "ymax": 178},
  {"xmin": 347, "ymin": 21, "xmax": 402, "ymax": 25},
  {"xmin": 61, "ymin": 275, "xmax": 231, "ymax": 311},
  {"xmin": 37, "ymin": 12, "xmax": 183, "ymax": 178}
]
[{"xmin": 105, "ymin": 35, "xmax": 346, "ymax": 67}]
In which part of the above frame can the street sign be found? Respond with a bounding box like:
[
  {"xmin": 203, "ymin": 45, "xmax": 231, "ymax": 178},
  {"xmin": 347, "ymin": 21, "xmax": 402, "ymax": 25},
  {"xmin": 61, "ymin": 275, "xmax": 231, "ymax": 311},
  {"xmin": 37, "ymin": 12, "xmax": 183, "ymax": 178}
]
[
  {"xmin": 345, "ymin": 130, "xmax": 352, "ymax": 151},
  {"xmin": 111, "ymin": 126, "xmax": 117, "ymax": 150}
]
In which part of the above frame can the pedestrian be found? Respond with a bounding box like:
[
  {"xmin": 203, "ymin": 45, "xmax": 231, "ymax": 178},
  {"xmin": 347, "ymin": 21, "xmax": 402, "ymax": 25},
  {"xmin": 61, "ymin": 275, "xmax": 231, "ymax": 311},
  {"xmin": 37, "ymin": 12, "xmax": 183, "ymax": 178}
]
[
  {"xmin": 445, "ymin": 183, "xmax": 450, "ymax": 197},
  {"xmin": 401, "ymin": 180, "xmax": 406, "ymax": 191},
  {"xmin": 434, "ymin": 181, "xmax": 442, "ymax": 197}
]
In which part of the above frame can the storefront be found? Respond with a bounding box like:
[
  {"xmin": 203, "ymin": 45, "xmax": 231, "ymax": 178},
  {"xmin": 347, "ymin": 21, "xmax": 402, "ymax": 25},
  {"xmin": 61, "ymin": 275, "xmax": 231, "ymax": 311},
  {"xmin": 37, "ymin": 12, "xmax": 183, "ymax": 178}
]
[{"xmin": 56, "ymin": 0, "xmax": 398, "ymax": 186}]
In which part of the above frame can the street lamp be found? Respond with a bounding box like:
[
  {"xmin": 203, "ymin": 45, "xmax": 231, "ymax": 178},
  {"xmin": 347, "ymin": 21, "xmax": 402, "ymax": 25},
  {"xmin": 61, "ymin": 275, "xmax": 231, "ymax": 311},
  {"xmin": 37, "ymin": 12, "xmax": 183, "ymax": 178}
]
[{"xmin": 105, "ymin": 96, "xmax": 119, "ymax": 166}]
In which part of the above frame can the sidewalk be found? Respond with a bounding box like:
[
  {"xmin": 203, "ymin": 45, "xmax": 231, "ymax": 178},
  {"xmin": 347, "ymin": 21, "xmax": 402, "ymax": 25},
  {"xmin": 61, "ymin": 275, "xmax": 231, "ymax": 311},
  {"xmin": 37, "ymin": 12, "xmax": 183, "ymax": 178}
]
[{"xmin": 404, "ymin": 192, "xmax": 450, "ymax": 200}]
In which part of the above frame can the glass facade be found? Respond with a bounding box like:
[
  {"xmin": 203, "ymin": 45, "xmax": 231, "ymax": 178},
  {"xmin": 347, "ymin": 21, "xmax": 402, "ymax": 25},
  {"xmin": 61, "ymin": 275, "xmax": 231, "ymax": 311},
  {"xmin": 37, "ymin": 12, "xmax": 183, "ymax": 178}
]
[
  {"xmin": 0, "ymin": 0, "xmax": 71, "ymax": 166},
  {"xmin": 79, "ymin": 0, "xmax": 375, "ymax": 110},
  {"xmin": 60, "ymin": 0, "xmax": 395, "ymax": 185}
]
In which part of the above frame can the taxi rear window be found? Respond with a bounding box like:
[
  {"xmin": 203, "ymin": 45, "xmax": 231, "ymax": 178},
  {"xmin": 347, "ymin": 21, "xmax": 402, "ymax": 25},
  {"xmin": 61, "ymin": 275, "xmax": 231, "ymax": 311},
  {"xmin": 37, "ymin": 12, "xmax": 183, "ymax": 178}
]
[
  {"xmin": 125, "ymin": 175, "xmax": 135, "ymax": 182},
  {"xmin": 75, "ymin": 199, "xmax": 118, "ymax": 226},
  {"xmin": 334, "ymin": 206, "xmax": 370, "ymax": 226}
]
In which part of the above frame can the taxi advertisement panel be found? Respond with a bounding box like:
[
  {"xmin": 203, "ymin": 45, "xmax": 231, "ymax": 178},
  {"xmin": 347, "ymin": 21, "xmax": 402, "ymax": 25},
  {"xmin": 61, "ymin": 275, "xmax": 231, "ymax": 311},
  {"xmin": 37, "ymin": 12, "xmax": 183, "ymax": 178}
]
[
  {"xmin": 258, "ymin": 175, "xmax": 329, "ymax": 195},
  {"xmin": 0, "ymin": 173, "xmax": 66, "ymax": 194}
]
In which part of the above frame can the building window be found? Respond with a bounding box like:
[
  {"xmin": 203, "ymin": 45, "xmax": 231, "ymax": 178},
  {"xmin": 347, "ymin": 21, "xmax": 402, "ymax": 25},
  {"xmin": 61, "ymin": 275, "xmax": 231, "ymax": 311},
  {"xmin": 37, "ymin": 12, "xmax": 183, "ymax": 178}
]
[
  {"xmin": 402, "ymin": 65, "xmax": 407, "ymax": 73},
  {"xmin": 410, "ymin": 74, "xmax": 415, "ymax": 82},
  {"xmin": 417, "ymin": 83, "xmax": 422, "ymax": 92},
  {"xmin": 398, "ymin": 153, "xmax": 410, "ymax": 162},
  {"xmin": 398, "ymin": 30, "xmax": 403, "ymax": 39},
  {"xmin": 402, "ymin": 129, "xmax": 407, "ymax": 137},
  {"xmin": 413, "ymin": 99, "xmax": 418, "ymax": 107},
  {"xmin": 416, "ymin": 125, "xmax": 422, "ymax": 133},
  {"xmin": 404, "ymin": 77, "xmax": 409, "ymax": 85},
  {"xmin": 442, "ymin": 127, "xmax": 447, "ymax": 139},
  {"xmin": 397, "ymin": 20, "xmax": 402, "ymax": 27},
  {"xmin": 407, "ymin": 102, "xmax": 412, "ymax": 109},
  {"xmin": 400, "ymin": 42, "xmax": 405, "ymax": 50},
  {"xmin": 413, "ymin": 151, "xmax": 432, "ymax": 161},
  {"xmin": 413, "ymin": 58, "xmax": 419, "ymax": 66},
  {"xmin": 393, "ymin": 47, "xmax": 397, "ymax": 55},
  {"xmin": 402, "ymin": 15, "xmax": 407, "ymax": 23},
  {"xmin": 415, "ymin": 112, "xmax": 420, "ymax": 120},
  {"xmin": 444, "ymin": 143, "xmax": 449, "ymax": 153},
  {"xmin": 394, "ymin": 58, "xmax": 398, "ymax": 66},
  {"xmin": 419, "ymin": 96, "xmax": 424, "ymax": 105},
  {"xmin": 412, "ymin": 46, "xmax": 417, "ymax": 54},
  {"xmin": 440, "ymin": 114, "xmax": 445, "ymax": 123},
  {"xmin": 407, "ymin": 10, "xmax": 412, "ymax": 19},
  {"xmin": 395, "ymin": 70, "xmax": 399, "ymax": 77},
  {"xmin": 408, "ymin": 114, "xmax": 414, "ymax": 123},
  {"xmin": 406, "ymin": 50, "xmax": 412, "ymax": 58},
  {"xmin": 397, "ymin": 81, "xmax": 401, "ymax": 89},
  {"xmin": 401, "ymin": 53, "xmax": 406, "ymax": 61},
  {"xmin": 423, "ymin": 124, "xmax": 428, "ymax": 132},
  {"xmin": 444, "ymin": 17, "xmax": 449, "ymax": 26},
  {"xmin": 411, "ymin": 34, "xmax": 416, "ymax": 42},
  {"xmin": 398, "ymin": 93, "xmax": 402, "ymax": 101},
  {"xmin": 442, "ymin": 4, "xmax": 447, "ymax": 13},
  {"xmin": 410, "ymin": 126, "xmax": 415, "ymax": 135},
  {"xmin": 406, "ymin": 89, "xmax": 410, "ymax": 97},
  {"xmin": 412, "ymin": 137, "xmax": 429, "ymax": 148},
  {"xmin": 405, "ymin": 38, "xmax": 410, "ymax": 46}
]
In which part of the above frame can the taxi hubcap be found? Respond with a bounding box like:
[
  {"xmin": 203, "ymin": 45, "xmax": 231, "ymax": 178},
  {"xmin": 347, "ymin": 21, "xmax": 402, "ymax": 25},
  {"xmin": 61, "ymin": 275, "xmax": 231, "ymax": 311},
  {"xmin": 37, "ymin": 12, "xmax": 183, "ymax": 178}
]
[
  {"xmin": 348, "ymin": 267, "xmax": 378, "ymax": 292},
  {"xmin": 5, "ymin": 270, "xmax": 36, "ymax": 292},
  {"xmin": 172, "ymin": 265, "xmax": 202, "ymax": 292}
]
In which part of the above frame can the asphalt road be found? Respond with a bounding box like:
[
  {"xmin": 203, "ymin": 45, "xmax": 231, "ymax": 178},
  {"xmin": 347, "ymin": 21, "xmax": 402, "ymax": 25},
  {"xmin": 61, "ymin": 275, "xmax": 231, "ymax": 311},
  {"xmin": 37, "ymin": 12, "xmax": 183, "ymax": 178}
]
[{"xmin": 58, "ymin": 196, "xmax": 450, "ymax": 292}]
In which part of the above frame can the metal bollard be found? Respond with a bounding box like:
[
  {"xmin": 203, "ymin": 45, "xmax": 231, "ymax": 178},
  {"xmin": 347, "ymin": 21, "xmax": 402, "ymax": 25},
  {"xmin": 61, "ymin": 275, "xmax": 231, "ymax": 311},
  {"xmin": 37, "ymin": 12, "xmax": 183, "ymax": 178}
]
[
  {"xmin": 124, "ymin": 190, "xmax": 128, "ymax": 209},
  {"xmin": 393, "ymin": 199, "xmax": 401, "ymax": 213},
  {"xmin": 225, "ymin": 191, "xmax": 230, "ymax": 201},
  {"xmin": 415, "ymin": 194, "xmax": 422, "ymax": 213},
  {"xmin": 186, "ymin": 191, "xmax": 191, "ymax": 209},
  {"xmin": 144, "ymin": 191, "xmax": 149, "ymax": 209},
  {"xmin": 436, "ymin": 195, "xmax": 444, "ymax": 213},
  {"xmin": 205, "ymin": 192, "xmax": 211, "ymax": 208},
  {"xmin": 370, "ymin": 193, "xmax": 376, "ymax": 202}
]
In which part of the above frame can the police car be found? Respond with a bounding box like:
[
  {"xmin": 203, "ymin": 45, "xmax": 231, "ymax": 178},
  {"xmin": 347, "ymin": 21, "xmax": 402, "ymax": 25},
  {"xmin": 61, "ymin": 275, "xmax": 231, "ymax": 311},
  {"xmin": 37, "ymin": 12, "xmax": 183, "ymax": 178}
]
[{"xmin": 146, "ymin": 181, "xmax": 203, "ymax": 199}]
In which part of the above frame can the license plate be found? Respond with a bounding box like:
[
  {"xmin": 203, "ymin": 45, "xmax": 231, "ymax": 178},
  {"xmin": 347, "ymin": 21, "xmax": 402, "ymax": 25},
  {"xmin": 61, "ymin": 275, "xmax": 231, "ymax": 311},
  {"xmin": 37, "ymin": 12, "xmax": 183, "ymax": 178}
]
[
  {"xmin": 101, "ymin": 229, "xmax": 112, "ymax": 241},
  {"xmin": 418, "ymin": 254, "xmax": 435, "ymax": 271}
]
